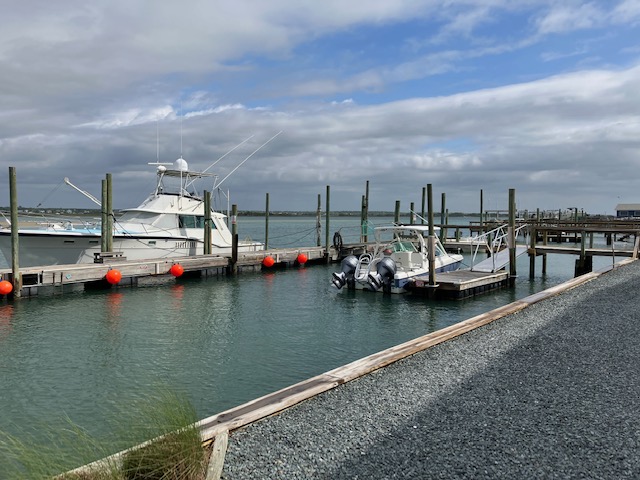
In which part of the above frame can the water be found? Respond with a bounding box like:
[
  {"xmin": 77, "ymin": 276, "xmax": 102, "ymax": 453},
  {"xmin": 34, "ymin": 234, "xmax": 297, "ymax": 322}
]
[{"xmin": 0, "ymin": 216, "xmax": 619, "ymax": 464}]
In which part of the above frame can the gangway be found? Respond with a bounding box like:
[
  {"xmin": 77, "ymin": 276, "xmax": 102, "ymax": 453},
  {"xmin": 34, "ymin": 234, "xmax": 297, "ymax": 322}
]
[
  {"xmin": 468, "ymin": 224, "xmax": 528, "ymax": 273},
  {"xmin": 471, "ymin": 245, "xmax": 528, "ymax": 273}
]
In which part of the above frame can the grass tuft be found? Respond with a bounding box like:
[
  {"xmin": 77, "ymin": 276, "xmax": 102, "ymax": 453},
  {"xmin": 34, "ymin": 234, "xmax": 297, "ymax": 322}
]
[{"xmin": 0, "ymin": 388, "xmax": 208, "ymax": 479}]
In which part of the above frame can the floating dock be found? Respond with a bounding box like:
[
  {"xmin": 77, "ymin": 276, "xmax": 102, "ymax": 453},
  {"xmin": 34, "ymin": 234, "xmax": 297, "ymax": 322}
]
[
  {"xmin": 0, "ymin": 247, "xmax": 326, "ymax": 297},
  {"xmin": 409, "ymin": 270, "xmax": 510, "ymax": 298}
]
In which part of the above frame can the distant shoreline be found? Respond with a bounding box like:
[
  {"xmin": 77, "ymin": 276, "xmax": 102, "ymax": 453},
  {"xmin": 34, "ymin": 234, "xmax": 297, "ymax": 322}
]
[{"xmin": 2, "ymin": 208, "xmax": 479, "ymax": 218}]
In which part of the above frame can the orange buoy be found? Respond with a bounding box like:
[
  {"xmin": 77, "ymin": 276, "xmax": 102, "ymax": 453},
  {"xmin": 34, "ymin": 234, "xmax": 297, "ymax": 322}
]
[
  {"xmin": 0, "ymin": 280, "xmax": 13, "ymax": 295},
  {"xmin": 296, "ymin": 253, "xmax": 308, "ymax": 265},
  {"xmin": 262, "ymin": 256, "xmax": 275, "ymax": 268},
  {"xmin": 170, "ymin": 264, "xmax": 184, "ymax": 277},
  {"xmin": 105, "ymin": 269, "xmax": 122, "ymax": 285}
]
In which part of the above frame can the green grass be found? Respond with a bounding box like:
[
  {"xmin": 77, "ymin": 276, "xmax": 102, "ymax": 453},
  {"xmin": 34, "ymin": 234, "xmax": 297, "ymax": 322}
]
[{"xmin": 0, "ymin": 389, "xmax": 209, "ymax": 479}]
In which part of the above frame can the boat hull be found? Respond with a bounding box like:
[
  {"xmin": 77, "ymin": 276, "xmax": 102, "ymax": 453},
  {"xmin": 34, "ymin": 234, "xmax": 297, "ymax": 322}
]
[
  {"xmin": 0, "ymin": 230, "xmax": 263, "ymax": 267},
  {"xmin": 354, "ymin": 258, "xmax": 463, "ymax": 294}
]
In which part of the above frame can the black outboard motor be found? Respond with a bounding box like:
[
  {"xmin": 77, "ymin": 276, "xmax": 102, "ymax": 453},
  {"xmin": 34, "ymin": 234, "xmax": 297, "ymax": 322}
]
[
  {"xmin": 367, "ymin": 257, "xmax": 396, "ymax": 292},
  {"xmin": 332, "ymin": 255, "xmax": 358, "ymax": 289}
]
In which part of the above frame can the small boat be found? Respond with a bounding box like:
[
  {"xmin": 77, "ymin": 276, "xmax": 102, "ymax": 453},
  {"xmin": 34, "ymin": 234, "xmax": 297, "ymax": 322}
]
[
  {"xmin": 331, "ymin": 224, "xmax": 463, "ymax": 294},
  {"xmin": 0, "ymin": 157, "xmax": 264, "ymax": 267}
]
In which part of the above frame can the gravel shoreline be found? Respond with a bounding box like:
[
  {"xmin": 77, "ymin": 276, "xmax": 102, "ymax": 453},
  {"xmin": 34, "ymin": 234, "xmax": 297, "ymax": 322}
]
[{"xmin": 222, "ymin": 262, "xmax": 640, "ymax": 479}]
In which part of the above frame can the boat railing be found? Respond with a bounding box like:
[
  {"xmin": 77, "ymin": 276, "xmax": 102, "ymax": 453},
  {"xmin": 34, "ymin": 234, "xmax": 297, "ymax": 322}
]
[
  {"xmin": 354, "ymin": 253, "xmax": 375, "ymax": 281},
  {"xmin": 0, "ymin": 210, "xmax": 101, "ymax": 232}
]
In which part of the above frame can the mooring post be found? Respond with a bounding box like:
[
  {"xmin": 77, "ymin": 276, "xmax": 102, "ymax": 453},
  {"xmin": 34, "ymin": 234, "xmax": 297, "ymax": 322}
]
[
  {"xmin": 106, "ymin": 173, "xmax": 113, "ymax": 253},
  {"xmin": 361, "ymin": 195, "xmax": 367, "ymax": 241},
  {"xmin": 363, "ymin": 180, "xmax": 369, "ymax": 242},
  {"xmin": 574, "ymin": 230, "xmax": 591, "ymax": 276},
  {"xmin": 101, "ymin": 179, "xmax": 108, "ymax": 253},
  {"xmin": 508, "ymin": 188, "xmax": 516, "ymax": 285},
  {"xmin": 479, "ymin": 189, "xmax": 484, "ymax": 229},
  {"xmin": 440, "ymin": 193, "xmax": 446, "ymax": 242},
  {"xmin": 427, "ymin": 184, "xmax": 436, "ymax": 289},
  {"xmin": 316, "ymin": 193, "xmax": 321, "ymax": 247},
  {"xmin": 529, "ymin": 225, "xmax": 536, "ymax": 279},
  {"xmin": 410, "ymin": 202, "xmax": 415, "ymax": 225},
  {"xmin": 394, "ymin": 201, "xmax": 400, "ymax": 224},
  {"xmin": 542, "ymin": 230, "xmax": 548, "ymax": 274},
  {"xmin": 9, "ymin": 167, "xmax": 21, "ymax": 298},
  {"xmin": 204, "ymin": 190, "xmax": 212, "ymax": 255},
  {"xmin": 265, "ymin": 193, "xmax": 270, "ymax": 250},
  {"xmin": 421, "ymin": 187, "xmax": 426, "ymax": 224},
  {"xmin": 445, "ymin": 208, "xmax": 449, "ymax": 241},
  {"xmin": 325, "ymin": 185, "xmax": 331, "ymax": 264},
  {"xmin": 231, "ymin": 204, "xmax": 238, "ymax": 274}
]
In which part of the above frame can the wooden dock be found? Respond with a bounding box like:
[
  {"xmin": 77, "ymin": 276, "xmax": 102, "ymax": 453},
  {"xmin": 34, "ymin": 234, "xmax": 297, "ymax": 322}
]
[
  {"xmin": 531, "ymin": 245, "xmax": 636, "ymax": 257},
  {"xmin": 0, "ymin": 246, "xmax": 327, "ymax": 297},
  {"xmin": 409, "ymin": 270, "xmax": 510, "ymax": 299}
]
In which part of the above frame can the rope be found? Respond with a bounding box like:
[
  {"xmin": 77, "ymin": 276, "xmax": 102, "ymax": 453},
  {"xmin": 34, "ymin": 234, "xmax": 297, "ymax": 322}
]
[{"xmin": 35, "ymin": 180, "xmax": 64, "ymax": 208}]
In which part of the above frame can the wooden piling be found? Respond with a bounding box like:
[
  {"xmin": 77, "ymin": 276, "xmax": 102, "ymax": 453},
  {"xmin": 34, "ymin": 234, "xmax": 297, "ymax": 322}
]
[
  {"xmin": 9, "ymin": 167, "xmax": 21, "ymax": 297},
  {"xmin": 479, "ymin": 189, "xmax": 484, "ymax": 227},
  {"xmin": 508, "ymin": 188, "xmax": 516, "ymax": 284},
  {"xmin": 427, "ymin": 184, "xmax": 436, "ymax": 288},
  {"xmin": 421, "ymin": 187, "xmax": 426, "ymax": 224},
  {"xmin": 106, "ymin": 173, "xmax": 113, "ymax": 253},
  {"xmin": 230, "ymin": 204, "xmax": 238, "ymax": 274},
  {"xmin": 394, "ymin": 201, "xmax": 400, "ymax": 224},
  {"xmin": 265, "ymin": 193, "xmax": 270, "ymax": 249},
  {"xmin": 204, "ymin": 191, "xmax": 212, "ymax": 255},
  {"xmin": 529, "ymin": 226, "xmax": 536, "ymax": 279},
  {"xmin": 101, "ymin": 179, "xmax": 108, "ymax": 253},
  {"xmin": 325, "ymin": 185, "xmax": 330, "ymax": 264},
  {"xmin": 440, "ymin": 193, "xmax": 446, "ymax": 241},
  {"xmin": 363, "ymin": 181, "xmax": 369, "ymax": 242},
  {"xmin": 316, "ymin": 194, "xmax": 321, "ymax": 247}
]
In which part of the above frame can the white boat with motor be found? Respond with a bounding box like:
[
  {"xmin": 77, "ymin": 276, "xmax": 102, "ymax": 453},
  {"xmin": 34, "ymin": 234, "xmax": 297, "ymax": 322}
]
[
  {"xmin": 331, "ymin": 224, "xmax": 463, "ymax": 294},
  {"xmin": 0, "ymin": 157, "xmax": 265, "ymax": 267}
]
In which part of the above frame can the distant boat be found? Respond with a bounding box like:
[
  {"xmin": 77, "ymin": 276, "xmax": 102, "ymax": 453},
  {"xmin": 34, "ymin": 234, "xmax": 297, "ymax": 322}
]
[
  {"xmin": 331, "ymin": 224, "xmax": 463, "ymax": 294},
  {"xmin": 0, "ymin": 158, "xmax": 264, "ymax": 267}
]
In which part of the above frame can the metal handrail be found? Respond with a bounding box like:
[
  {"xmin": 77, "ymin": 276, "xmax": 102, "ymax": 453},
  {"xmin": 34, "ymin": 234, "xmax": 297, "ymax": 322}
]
[{"xmin": 469, "ymin": 223, "xmax": 528, "ymax": 270}]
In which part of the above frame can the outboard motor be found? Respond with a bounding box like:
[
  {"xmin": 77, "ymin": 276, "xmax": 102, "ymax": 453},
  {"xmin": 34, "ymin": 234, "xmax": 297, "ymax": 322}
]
[
  {"xmin": 332, "ymin": 255, "xmax": 358, "ymax": 289},
  {"xmin": 367, "ymin": 257, "xmax": 396, "ymax": 292}
]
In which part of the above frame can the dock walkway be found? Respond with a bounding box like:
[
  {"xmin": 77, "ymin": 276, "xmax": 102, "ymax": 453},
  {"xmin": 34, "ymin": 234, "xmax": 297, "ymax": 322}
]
[{"xmin": 220, "ymin": 260, "xmax": 640, "ymax": 479}]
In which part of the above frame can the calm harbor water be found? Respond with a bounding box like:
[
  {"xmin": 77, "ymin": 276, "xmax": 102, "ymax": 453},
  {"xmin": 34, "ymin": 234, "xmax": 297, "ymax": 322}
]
[{"xmin": 0, "ymin": 215, "xmax": 619, "ymax": 465}]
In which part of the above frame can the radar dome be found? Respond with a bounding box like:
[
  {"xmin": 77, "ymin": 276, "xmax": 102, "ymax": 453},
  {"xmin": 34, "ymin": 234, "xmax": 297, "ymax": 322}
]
[{"xmin": 175, "ymin": 157, "xmax": 188, "ymax": 172}]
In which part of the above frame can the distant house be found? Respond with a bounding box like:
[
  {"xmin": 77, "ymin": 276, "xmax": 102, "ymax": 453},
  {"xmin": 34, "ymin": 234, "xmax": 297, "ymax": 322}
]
[{"xmin": 615, "ymin": 204, "xmax": 640, "ymax": 218}]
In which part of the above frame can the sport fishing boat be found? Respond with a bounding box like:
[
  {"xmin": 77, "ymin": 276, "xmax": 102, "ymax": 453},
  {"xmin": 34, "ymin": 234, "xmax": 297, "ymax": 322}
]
[
  {"xmin": 0, "ymin": 157, "xmax": 265, "ymax": 267},
  {"xmin": 331, "ymin": 224, "xmax": 463, "ymax": 294}
]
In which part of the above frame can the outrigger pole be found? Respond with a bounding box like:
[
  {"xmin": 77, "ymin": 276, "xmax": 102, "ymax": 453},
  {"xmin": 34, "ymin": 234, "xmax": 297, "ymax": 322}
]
[
  {"xmin": 215, "ymin": 131, "xmax": 283, "ymax": 190},
  {"xmin": 64, "ymin": 177, "xmax": 102, "ymax": 207}
]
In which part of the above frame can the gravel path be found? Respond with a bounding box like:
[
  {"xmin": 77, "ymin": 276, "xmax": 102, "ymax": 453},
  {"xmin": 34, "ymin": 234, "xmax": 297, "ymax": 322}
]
[{"xmin": 222, "ymin": 262, "xmax": 640, "ymax": 479}]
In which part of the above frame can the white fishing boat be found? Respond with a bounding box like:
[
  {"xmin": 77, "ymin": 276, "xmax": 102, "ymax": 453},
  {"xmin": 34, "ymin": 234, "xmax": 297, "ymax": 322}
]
[
  {"xmin": 331, "ymin": 224, "xmax": 463, "ymax": 294},
  {"xmin": 0, "ymin": 156, "xmax": 265, "ymax": 267}
]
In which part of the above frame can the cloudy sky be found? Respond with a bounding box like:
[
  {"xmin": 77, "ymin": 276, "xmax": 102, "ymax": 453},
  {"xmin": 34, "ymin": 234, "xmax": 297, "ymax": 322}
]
[{"xmin": 1, "ymin": 0, "xmax": 639, "ymax": 215}]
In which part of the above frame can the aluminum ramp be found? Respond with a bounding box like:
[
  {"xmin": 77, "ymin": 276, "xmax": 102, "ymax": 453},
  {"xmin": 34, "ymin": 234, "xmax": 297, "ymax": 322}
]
[{"xmin": 471, "ymin": 245, "xmax": 528, "ymax": 273}]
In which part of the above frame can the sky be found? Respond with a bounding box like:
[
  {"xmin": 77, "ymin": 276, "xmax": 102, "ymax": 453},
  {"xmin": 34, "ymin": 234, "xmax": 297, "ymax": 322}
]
[{"xmin": 1, "ymin": 0, "xmax": 639, "ymax": 215}]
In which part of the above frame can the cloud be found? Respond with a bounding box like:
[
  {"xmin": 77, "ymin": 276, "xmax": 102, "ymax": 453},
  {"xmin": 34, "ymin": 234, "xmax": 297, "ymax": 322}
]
[{"xmin": 1, "ymin": 1, "xmax": 639, "ymax": 215}]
